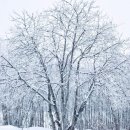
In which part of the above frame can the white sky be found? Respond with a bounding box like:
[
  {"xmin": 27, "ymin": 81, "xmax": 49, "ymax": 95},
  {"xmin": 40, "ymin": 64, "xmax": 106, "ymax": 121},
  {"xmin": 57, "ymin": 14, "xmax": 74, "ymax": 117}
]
[{"xmin": 0, "ymin": 0, "xmax": 130, "ymax": 38}]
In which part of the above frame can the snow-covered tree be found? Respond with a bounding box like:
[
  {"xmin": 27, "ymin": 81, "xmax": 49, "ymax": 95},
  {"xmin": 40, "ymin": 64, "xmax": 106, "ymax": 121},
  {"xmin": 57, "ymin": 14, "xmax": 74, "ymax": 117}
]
[{"xmin": 0, "ymin": 0, "xmax": 130, "ymax": 130}]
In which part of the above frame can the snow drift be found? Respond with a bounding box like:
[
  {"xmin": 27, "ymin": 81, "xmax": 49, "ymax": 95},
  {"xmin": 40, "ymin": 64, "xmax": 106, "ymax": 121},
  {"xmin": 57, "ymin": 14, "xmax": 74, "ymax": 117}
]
[{"xmin": 0, "ymin": 125, "xmax": 51, "ymax": 130}]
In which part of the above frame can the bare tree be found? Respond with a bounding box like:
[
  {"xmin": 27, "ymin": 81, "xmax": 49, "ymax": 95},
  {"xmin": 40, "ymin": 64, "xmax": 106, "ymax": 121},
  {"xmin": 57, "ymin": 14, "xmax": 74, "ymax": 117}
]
[{"xmin": 0, "ymin": 0, "xmax": 129, "ymax": 130}]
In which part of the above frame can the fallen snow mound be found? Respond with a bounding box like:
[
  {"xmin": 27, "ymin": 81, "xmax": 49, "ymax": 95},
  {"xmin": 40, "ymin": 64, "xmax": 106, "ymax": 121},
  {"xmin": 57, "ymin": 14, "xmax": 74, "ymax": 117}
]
[{"xmin": 0, "ymin": 125, "xmax": 51, "ymax": 130}]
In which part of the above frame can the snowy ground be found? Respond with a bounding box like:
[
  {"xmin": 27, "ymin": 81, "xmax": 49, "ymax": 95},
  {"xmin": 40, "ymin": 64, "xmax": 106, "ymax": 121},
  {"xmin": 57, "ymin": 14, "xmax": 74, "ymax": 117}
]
[
  {"xmin": 0, "ymin": 126, "xmax": 93, "ymax": 130},
  {"xmin": 0, "ymin": 126, "xmax": 127, "ymax": 130},
  {"xmin": 0, "ymin": 125, "xmax": 51, "ymax": 130}
]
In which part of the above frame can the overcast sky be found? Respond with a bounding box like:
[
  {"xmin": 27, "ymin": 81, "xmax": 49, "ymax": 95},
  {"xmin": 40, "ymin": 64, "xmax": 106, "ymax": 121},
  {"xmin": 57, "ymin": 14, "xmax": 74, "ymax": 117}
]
[{"xmin": 0, "ymin": 0, "xmax": 130, "ymax": 38}]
